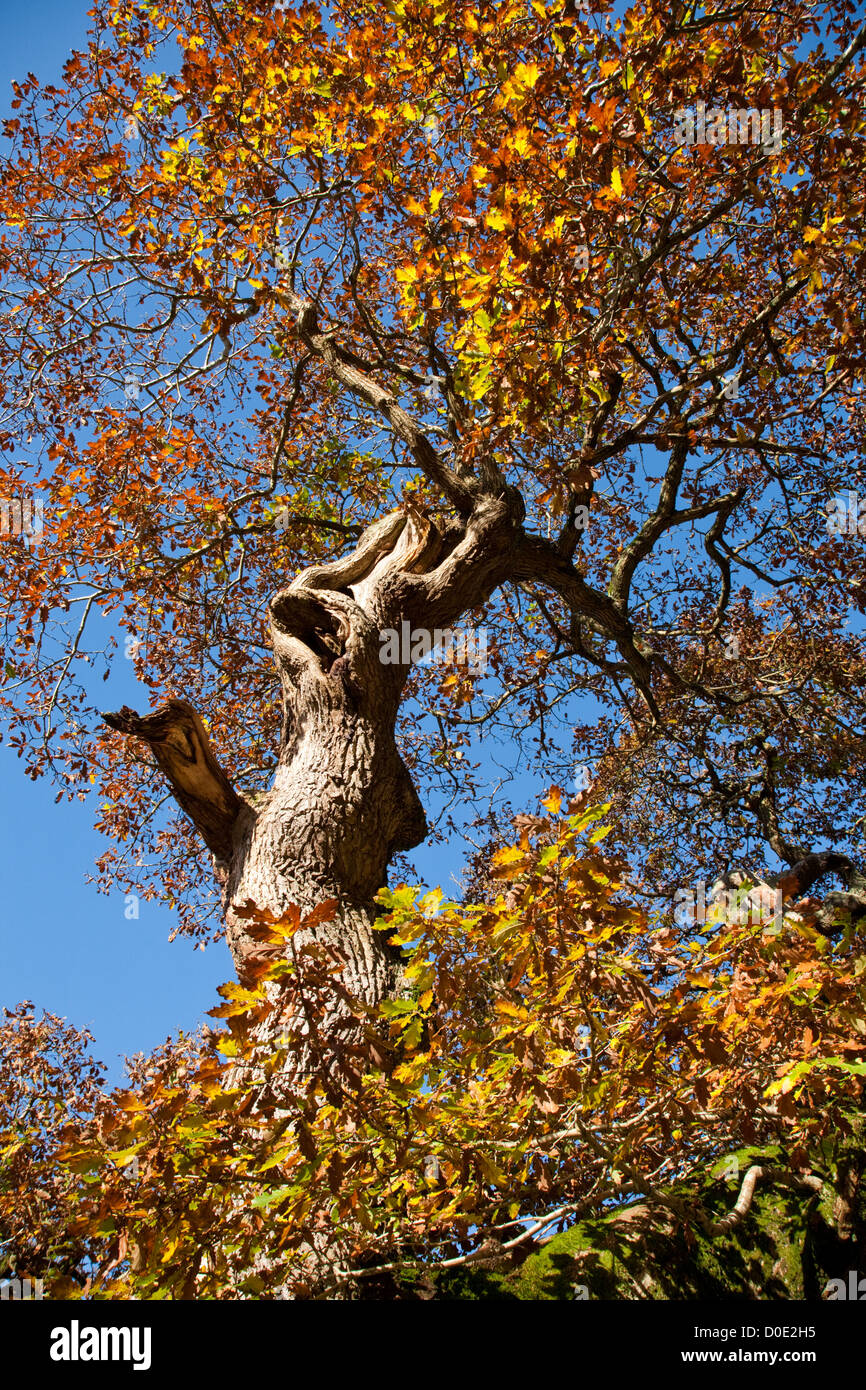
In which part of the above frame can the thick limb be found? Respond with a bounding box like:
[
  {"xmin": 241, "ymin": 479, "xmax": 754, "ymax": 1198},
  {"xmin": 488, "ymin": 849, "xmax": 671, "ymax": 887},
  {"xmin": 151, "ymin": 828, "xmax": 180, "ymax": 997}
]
[{"xmin": 102, "ymin": 698, "xmax": 242, "ymax": 864}]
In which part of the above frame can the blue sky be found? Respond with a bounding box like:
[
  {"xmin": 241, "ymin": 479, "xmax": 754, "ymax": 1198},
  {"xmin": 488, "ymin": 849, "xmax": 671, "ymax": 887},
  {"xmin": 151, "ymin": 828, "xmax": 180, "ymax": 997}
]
[{"xmin": 0, "ymin": 2, "xmax": 237, "ymax": 1084}]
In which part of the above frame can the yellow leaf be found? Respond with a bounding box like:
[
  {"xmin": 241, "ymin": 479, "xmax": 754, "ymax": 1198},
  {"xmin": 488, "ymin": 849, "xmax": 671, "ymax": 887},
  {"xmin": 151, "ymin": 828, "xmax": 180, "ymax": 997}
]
[
  {"xmin": 587, "ymin": 824, "xmax": 612, "ymax": 844},
  {"xmin": 491, "ymin": 845, "xmax": 526, "ymax": 866},
  {"xmin": 496, "ymin": 1000, "xmax": 529, "ymax": 1020},
  {"xmin": 611, "ymin": 166, "xmax": 623, "ymax": 198},
  {"xmin": 513, "ymin": 62, "xmax": 540, "ymax": 89},
  {"xmin": 486, "ymin": 207, "xmax": 510, "ymax": 231}
]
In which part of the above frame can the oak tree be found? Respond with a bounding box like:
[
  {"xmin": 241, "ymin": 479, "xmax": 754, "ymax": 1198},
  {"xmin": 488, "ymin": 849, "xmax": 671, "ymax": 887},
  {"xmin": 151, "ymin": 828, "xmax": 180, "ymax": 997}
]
[{"xmin": 2, "ymin": 0, "xmax": 866, "ymax": 1297}]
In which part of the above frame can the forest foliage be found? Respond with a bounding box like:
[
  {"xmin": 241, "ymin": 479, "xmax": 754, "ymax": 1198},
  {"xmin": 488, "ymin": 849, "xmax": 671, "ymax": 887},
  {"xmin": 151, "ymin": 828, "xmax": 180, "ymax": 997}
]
[{"xmin": 1, "ymin": 0, "xmax": 865, "ymax": 1298}]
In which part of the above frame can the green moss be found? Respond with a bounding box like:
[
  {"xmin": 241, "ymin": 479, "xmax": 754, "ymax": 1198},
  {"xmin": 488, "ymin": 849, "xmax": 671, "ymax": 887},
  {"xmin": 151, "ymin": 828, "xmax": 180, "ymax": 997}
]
[{"xmin": 435, "ymin": 1148, "xmax": 836, "ymax": 1301}]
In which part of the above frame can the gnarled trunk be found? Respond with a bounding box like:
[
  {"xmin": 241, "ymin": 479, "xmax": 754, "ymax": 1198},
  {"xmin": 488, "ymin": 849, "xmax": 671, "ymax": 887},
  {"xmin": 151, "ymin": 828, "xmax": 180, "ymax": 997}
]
[
  {"xmin": 223, "ymin": 651, "xmax": 427, "ymax": 1075},
  {"xmin": 222, "ymin": 511, "xmax": 435, "ymax": 1062},
  {"xmin": 104, "ymin": 499, "xmax": 521, "ymax": 1026},
  {"xmin": 102, "ymin": 499, "xmax": 524, "ymax": 1087}
]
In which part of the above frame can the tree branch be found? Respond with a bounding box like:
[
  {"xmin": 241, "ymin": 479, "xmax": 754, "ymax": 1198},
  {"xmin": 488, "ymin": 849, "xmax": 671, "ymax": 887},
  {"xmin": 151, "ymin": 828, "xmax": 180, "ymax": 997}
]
[
  {"xmin": 274, "ymin": 287, "xmax": 478, "ymax": 515},
  {"xmin": 102, "ymin": 699, "xmax": 242, "ymax": 863},
  {"xmin": 705, "ymin": 1166, "xmax": 822, "ymax": 1235}
]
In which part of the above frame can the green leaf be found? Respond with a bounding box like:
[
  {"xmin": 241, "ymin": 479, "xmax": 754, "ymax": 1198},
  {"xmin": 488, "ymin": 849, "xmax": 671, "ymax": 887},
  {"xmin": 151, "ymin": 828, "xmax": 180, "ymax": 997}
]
[
  {"xmin": 587, "ymin": 824, "xmax": 612, "ymax": 845},
  {"xmin": 379, "ymin": 999, "xmax": 416, "ymax": 1017},
  {"xmin": 251, "ymin": 1185, "xmax": 293, "ymax": 1210}
]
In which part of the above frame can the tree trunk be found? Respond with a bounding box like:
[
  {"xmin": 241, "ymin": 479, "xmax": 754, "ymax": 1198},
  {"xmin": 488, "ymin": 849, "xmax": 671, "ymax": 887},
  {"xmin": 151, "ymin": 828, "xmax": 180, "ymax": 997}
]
[
  {"xmin": 106, "ymin": 511, "xmax": 440, "ymax": 1059},
  {"xmin": 105, "ymin": 497, "xmax": 522, "ymax": 1011},
  {"xmin": 222, "ymin": 644, "xmax": 428, "ymax": 1081}
]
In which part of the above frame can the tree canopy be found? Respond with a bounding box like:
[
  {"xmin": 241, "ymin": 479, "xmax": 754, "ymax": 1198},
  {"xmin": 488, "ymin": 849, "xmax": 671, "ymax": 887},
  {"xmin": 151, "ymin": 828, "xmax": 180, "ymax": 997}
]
[{"xmin": 1, "ymin": 0, "xmax": 866, "ymax": 1300}]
